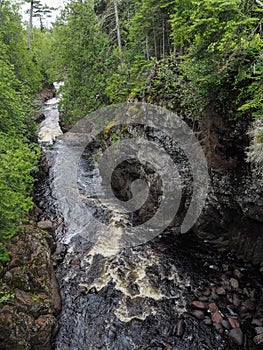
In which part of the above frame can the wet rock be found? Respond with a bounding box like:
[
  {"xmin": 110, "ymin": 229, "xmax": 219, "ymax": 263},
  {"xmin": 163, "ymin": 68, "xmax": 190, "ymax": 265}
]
[
  {"xmin": 230, "ymin": 278, "xmax": 239, "ymax": 289},
  {"xmin": 203, "ymin": 289, "xmax": 211, "ymax": 297},
  {"xmin": 252, "ymin": 318, "xmax": 263, "ymax": 327},
  {"xmin": 253, "ymin": 333, "xmax": 263, "ymax": 345},
  {"xmin": 70, "ymin": 258, "xmax": 81, "ymax": 266},
  {"xmin": 173, "ymin": 319, "xmax": 185, "ymax": 337},
  {"xmin": 216, "ymin": 287, "xmax": 226, "ymax": 295},
  {"xmin": 34, "ymin": 111, "xmax": 45, "ymax": 123},
  {"xmin": 212, "ymin": 310, "xmax": 223, "ymax": 324},
  {"xmin": 210, "ymin": 292, "xmax": 219, "ymax": 300},
  {"xmin": 213, "ymin": 322, "xmax": 223, "ymax": 334},
  {"xmin": 203, "ymin": 318, "xmax": 212, "ymax": 326},
  {"xmin": 242, "ymin": 299, "xmax": 255, "ymax": 312},
  {"xmin": 198, "ymin": 296, "xmax": 209, "ymax": 302},
  {"xmin": 34, "ymin": 204, "xmax": 43, "ymax": 216},
  {"xmin": 222, "ymin": 320, "xmax": 231, "ymax": 330},
  {"xmin": 228, "ymin": 317, "xmax": 240, "ymax": 329},
  {"xmin": 37, "ymin": 155, "xmax": 51, "ymax": 180},
  {"xmin": 229, "ymin": 328, "xmax": 244, "ymax": 346},
  {"xmin": 191, "ymin": 310, "xmax": 205, "ymax": 320},
  {"xmin": 232, "ymin": 294, "xmax": 241, "ymax": 307},
  {"xmin": 54, "ymin": 243, "xmax": 66, "ymax": 256},
  {"xmin": 191, "ymin": 301, "xmax": 208, "ymax": 310},
  {"xmin": 255, "ymin": 327, "xmax": 263, "ymax": 335},
  {"xmin": 0, "ymin": 226, "xmax": 60, "ymax": 349},
  {"xmin": 209, "ymin": 303, "xmax": 219, "ymax": 313},
  {"xmin": 222, "ymin": 264, "xmax": 229, "ymax": 272},
  {"xmin": 4, "ymin": 271, "xmax": 13, "ymax": 281},
  {"xmin": 233, "ymin": 269, "xmax": 242, "ymax": 279},
  {"xmin": 37, "ymin": 219, "xmax": 54, "ymax": 231}
]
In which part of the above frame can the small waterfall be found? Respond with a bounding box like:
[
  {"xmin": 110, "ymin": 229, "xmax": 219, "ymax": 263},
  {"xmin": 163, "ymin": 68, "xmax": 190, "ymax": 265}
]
[
  {"xmin": 38, "ymin": 83, "xmax": 63, "ymax": 144},
  {"xmin": 37, "ymin": 88, "xmax": 261, "ymax": 350}
]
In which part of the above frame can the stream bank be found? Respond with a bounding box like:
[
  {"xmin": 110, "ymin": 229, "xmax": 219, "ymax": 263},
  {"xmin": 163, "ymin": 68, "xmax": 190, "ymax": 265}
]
[{"xmin": 0, "ymin": 84, "xmax": 61, "ymax": 350}]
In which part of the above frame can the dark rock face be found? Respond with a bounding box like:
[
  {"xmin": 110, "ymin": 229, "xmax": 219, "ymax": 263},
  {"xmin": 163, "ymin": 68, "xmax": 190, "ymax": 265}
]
[
  {"xmin": 0, "ymin": 226, "xmax": 61, "ymax": 350},
  {"xmin": 194, "ymin": 111, "xmax": 263, "ymax": 265}
]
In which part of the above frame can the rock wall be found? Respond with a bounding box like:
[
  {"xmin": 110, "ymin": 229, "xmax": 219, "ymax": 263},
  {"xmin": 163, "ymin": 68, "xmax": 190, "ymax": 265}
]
[
  {"xmin": 0, "ymin": 226, "xmax": 61, "ymax": 350},
  {"xmin": 194, "ymin": 111, "xmax": 263, "ymax": 265}
]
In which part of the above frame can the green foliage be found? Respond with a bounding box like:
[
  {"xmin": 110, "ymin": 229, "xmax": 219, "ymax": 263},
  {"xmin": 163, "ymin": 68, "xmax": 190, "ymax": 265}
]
[
  {"xmin": 50, "ymin": 0, "xmax": 262, "ymax": 123},
  {"xmin": 169, "ymin": 0, "xmax": 263, "ymax": 119},
  {"xmin": 51, "ymin": 0, "xmax": 112, "ymax": 125},
  {"xmin": 146, "ymin": 58, "xmax": 181, "ymax": 109},
  {"xmin": 0, "ymin": 282, "xmax": 14, "ymax": 303},
  {"xmin": 0, "ymin": 134, "xmax": 39, "ymax": 235},
  {"xmin": 0, "ymin": 1, "xmax": 43, "ymax": 266},
  {"xmin": 129, "ymin": 0, "xmax": 172, "ymax": 59},
  {"xmin": 30, "ymin": 28, "xmax": 56, "ymax": 82},
  {"xmin": 0, "ymin": 1, "xmax": 43, "ymax": 94}
]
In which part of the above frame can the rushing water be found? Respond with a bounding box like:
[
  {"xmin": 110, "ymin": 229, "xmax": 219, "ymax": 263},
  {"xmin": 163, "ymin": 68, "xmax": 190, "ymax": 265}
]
[
  {"xmin": 38, "ymin": 84, "xmax": 63, "ymax": 144},
  {"xmin": 38, "ymin": 91, "xmax": 262, "ymax": 350}
]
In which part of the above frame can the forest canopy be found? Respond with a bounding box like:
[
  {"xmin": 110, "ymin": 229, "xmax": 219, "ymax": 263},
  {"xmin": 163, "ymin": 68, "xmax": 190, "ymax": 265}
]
[{"xmin": 47, "ymin": 0, "xmax": 263, "ymax": 124}]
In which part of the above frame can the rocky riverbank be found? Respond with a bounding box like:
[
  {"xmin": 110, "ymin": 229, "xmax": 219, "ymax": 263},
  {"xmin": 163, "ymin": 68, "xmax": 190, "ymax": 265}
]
[
  {"xmin": 0, "ymin": 84, "xmax": 61, "ymax": 350},
  {"xmin": 0, "ymin": 225, "xmax": 61, "ymax": 350}
]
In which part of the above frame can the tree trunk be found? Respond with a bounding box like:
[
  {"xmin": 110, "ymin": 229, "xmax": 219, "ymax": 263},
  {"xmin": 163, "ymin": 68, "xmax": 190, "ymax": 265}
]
[
  {"xmin": 27, "ymin": 1, "xmax": 34, "ymax": 47},
  {"xmin": 162, "ymin": 17, "xmax": 165, "ymax": 58},
  {"xmin": 114, "ymin": 0, "xmax": 122, "ymax": 55}
]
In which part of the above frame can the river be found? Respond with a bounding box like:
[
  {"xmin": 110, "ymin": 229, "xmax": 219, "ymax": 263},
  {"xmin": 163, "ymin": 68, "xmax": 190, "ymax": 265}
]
[{"xmin": 37, "ymin": 88, "xmax": 263, "ymax": 350}]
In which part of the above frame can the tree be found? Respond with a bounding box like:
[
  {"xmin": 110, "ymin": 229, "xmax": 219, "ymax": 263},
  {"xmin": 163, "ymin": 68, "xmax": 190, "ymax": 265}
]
[
  {"xmin": 168, "ymin": 0, "xmax": 263, "ymax": 119},
  {"xmin": 25, "ymin": 0, "xmax": 56, "ymax": 46},
  {"xmin": 0, "ymin": 0, "xmax": 42, "ymax": 264},
  {"xmin": 51, "ymin": 0, "xmax": 112, "ymax": 124}
]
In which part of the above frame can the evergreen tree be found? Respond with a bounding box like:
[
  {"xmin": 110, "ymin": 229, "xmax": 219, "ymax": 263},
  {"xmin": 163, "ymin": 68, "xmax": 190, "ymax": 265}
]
[
  {"xmin": 0, "ymin": 1, "xmax": 41, "ymax": 264},
  {"xmin": 51, "ymin": 0, "xmax": 111, "ymax": 124}
]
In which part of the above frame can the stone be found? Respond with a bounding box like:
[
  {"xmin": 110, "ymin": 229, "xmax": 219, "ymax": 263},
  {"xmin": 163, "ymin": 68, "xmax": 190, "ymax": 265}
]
[
  {"xmin": 242, "ymin": 300, "xmax": 255, "ymax": 312},
  {"xmin": 222, "ymin": 320, "xmax": 231, "ymax": 330},
  {"xmin": 229, "ymin": 328, "xmax": 244, "ymax": 346},
  {"xmin": 173, "ymin": 319, "xmax": 185, "ymax": 337},
  {"xmin": 70, "ymin": 258, "xmax": 80, "ymax": 266},
  {"xmin": 222, "ymin": 264, "xmax": 229, "ymax": 272},
  {"xmin": 228, "ymin": 317, "xmax": 240, "ymax": 329},
  {"xmin": 232, "ymin": 294, "xmax": 241, "ymax": 307},
  {"xmin": 203, "ymin": 289, "xmax": 211, "ymax": 297},
  {"xmin": 210, "ymin": 292, "xmax": 219, "ymax": 300},
  {"xmin": 0, "ymin": 226, "xmax": 60, "ymax": 350},
  {"xmin": 34, "ymin": 112, "xmax": 45, "ymax": 123},
  {"xmin": 213, "ymin": 323, "xmax": 223, "ymax": 334},
  {"xmin": 191, "ymin": 301, "xmax": 208, "ymax": 310},
  {"xmin": 254, "ymin": 333, "xmax": 263, "ymax": 345},
  {"xmin": 255, "ymin": 327, "xmax": 263, "ymax": 335},
  {"xmin": 203, "ymin": 318, "xmax": 212, "ymax": 326},
  {"xmin": 191, "ymin": 310, "xmax": 205, "ymax": 320},
  {"xmin": 216, "ymin": 287, "xmax": 226, "ymax": 295},
  {"xmin": 37, "ymin": 220, "xmax": 53, "ymax": 231},
  {"xmin": 209, "ymin": 303, "xmax": 219, "ymax": 313},
  {"xmin": 233, "ymin": 269, "xmax": 242, "ymax": 279},
  {"xmin": 252, "ymin": 318, "xmax": 263, "ymax": 327},
  {"xmin": 212, "ymin": 310, "xmax": 223, "ymax": 324},
  {"xmin": 198, "ymin": 296, "xmax": 209, "ymax": 302},
  {"xmin": 230, "ymin": 278, "xmax": 239, "ymax": 289}
]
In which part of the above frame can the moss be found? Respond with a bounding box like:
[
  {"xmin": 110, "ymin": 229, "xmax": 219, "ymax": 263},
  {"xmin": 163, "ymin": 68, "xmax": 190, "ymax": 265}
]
[{"xmin": 0, "ymin": 282, "xmax": 14, "ymax": 305}]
